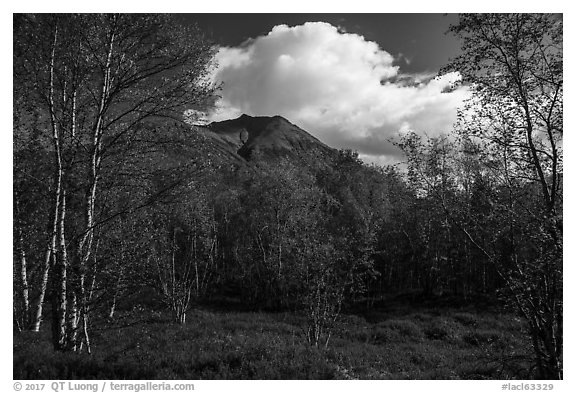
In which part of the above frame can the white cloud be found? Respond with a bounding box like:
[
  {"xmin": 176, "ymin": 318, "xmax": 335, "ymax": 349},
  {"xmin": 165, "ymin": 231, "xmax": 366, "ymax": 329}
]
[{"xmin": 207, "ymin": 22, "xmax": 469, "ymax": 164}]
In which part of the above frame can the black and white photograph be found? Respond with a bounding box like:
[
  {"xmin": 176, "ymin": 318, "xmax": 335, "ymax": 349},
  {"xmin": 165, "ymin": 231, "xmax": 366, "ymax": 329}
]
[{"xmin": 11, "ymin": 4, "xmax": 565, "ymax": 385}]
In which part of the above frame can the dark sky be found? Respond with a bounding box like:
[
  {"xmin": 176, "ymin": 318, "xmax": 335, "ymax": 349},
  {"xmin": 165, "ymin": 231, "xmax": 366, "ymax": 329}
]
[{"xmin": 179, "ymin": 14, "xmax": 461, "ymax": 74}]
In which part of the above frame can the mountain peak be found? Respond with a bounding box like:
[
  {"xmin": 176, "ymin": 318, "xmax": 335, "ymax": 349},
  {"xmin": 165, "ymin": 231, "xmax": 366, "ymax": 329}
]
[
  {"xmin": 234, "ymin": 113, "xmax": 288, "ymax": 123},
  {"xmin": 199, "ymin": 114, "xmax": 334, "ymax": 162}
]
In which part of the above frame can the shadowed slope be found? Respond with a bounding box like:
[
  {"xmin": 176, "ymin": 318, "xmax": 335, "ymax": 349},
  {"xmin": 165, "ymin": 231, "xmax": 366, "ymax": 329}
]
[{"xmin": 198, "ymin": 114, "xmax": 335, "ymax": 163}]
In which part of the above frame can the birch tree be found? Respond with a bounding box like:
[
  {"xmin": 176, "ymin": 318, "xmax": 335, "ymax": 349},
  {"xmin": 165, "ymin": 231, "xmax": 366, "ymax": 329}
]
[
  {"xmin": 14, "ymin": 13, "xmax": 217, "ymax": 351},
  {"xmin": 150, "ymin": 185, "xmax": 218, "ymax": 324},
  {"xmin": 439, "ymin": 13, "xmax": 563, "ymax": 378}
]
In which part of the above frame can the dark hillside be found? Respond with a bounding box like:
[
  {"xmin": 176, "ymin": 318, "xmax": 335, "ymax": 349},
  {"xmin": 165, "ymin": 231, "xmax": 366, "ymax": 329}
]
[{"xmin": 197, "ymin": 114, "xmax": 336, "ymax": 164}]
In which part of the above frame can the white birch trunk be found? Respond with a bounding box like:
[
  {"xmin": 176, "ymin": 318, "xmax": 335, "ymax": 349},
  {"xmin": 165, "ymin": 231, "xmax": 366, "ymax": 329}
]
[
  {"xmin": 34, "ymin": 24, "xmax": 64, "ymax": 341},
  {"xmin": 108, "ymin": 268, "xmax": 123, "ymax": 319},
  {"xmin": 30, "ymin": 248, "xmax": 53, "ymax": 332},
  {"xmin": 72, "ymin": 19, "xmax": 116, "ymax": 351},
  {"xmin": 14, "ymin": 192, "xmax": 30, "ymax": 326},
  {"xmin": 52, "ymin": 191, "xmax": 68, "ymax": 350}
]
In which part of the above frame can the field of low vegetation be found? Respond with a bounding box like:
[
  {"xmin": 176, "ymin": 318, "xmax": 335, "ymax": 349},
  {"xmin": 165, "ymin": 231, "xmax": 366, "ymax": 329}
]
[{"xmin": 14, "ymin": 296, "xmax": 532, "ymax": 380}]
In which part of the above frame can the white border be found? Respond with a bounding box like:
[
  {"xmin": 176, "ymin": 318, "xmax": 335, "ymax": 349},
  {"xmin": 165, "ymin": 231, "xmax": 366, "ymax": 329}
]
[{"xmin": 3, "ymin": 3, "xmax": 573, "ymax": 391}]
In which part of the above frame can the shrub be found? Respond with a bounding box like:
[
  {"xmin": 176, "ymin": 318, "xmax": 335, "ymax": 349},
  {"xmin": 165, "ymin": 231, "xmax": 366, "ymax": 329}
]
[
  {"xmin": 372, "ymin": 319, "xmax": 423, "ymax": 343},
  {"xmin": 423, "ymin": 318, "xmax": 460, "ymax": 341},
  {"xmin": 462, "ymin": 330, "xmax": 505, "ymax": 348},
  {"xmin": 453, "ymin": 312, "xmax": 479, "ymax": 327}
]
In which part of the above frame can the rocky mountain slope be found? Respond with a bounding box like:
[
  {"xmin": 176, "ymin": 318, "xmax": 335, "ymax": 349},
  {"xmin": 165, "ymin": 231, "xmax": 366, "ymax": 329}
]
[{"xmin": 193, "ymin": 114, "xmax": 336, "ymax": 165}]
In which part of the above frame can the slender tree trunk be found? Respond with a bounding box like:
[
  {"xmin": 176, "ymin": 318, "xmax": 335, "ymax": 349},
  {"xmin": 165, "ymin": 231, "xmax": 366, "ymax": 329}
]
[
  {"xmin": 82, "ymin": 312, "xmax": 91, "ymax": 354},
  {"xmin": 47, "ymin": 25, "xmax": 70, "ymax": 347},
  {"xmin": 17, "ymin": 242, "xmax": 30, "ymax": 322},
  {"xmin": 108, "ymin": 295, "xmax": 117, "ymax": 320},
  {"xmin": 52, "ymin": 192, "xmax": 68, "ymax": 350},
  {"xmin": 177, "ymin": 309, "xmax": 187, "ymax": 325},
  {"xmin": 13, "ymin": 305, "xmax": 22, "ymax": 333},
  {"xmin": 30, "ymin": 248, "xmax": 53, "ymax": 332},
  {"xmin": 108, "ymin": 268, "xmax": 123, "ymax": 319},
  {"xmin": 66, "ymin": 290, "xmax": 78, "ymax": 351},
  {"xmin": 40, "ymin": 24, "xmax": 65, "ymax": 343},
  {"xmin": 14, "ymin": 192, "xmax": 30, "ymax": 327},
  {"xmin": 70, "ymin": 19, "xmax": 116, "ymax": 351}
]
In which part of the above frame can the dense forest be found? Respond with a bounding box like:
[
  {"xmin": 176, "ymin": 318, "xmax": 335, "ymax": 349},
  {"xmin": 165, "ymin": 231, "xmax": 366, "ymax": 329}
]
[{"xmin": 13, "ymin": 14, "xmax": 562, "ymax": 379}]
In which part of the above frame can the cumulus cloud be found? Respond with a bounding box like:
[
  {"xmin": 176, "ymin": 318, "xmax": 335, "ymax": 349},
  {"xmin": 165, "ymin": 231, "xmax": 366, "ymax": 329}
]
[{"xmin": 207, "ymin": 22, "xmax": 469, "ymax": 164}]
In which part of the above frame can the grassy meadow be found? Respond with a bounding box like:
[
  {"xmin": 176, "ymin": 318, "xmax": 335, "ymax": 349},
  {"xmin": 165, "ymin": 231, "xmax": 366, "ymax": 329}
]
[{"xmin": 14, "ymin": 296, "xmax": 533, "ymax": 380}]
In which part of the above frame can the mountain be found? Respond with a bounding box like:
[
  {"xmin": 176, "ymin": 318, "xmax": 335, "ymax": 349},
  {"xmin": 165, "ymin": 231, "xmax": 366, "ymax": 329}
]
[{"xmin": 192, "ymin": 114, "xmax": 336, "ymax": 165}]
